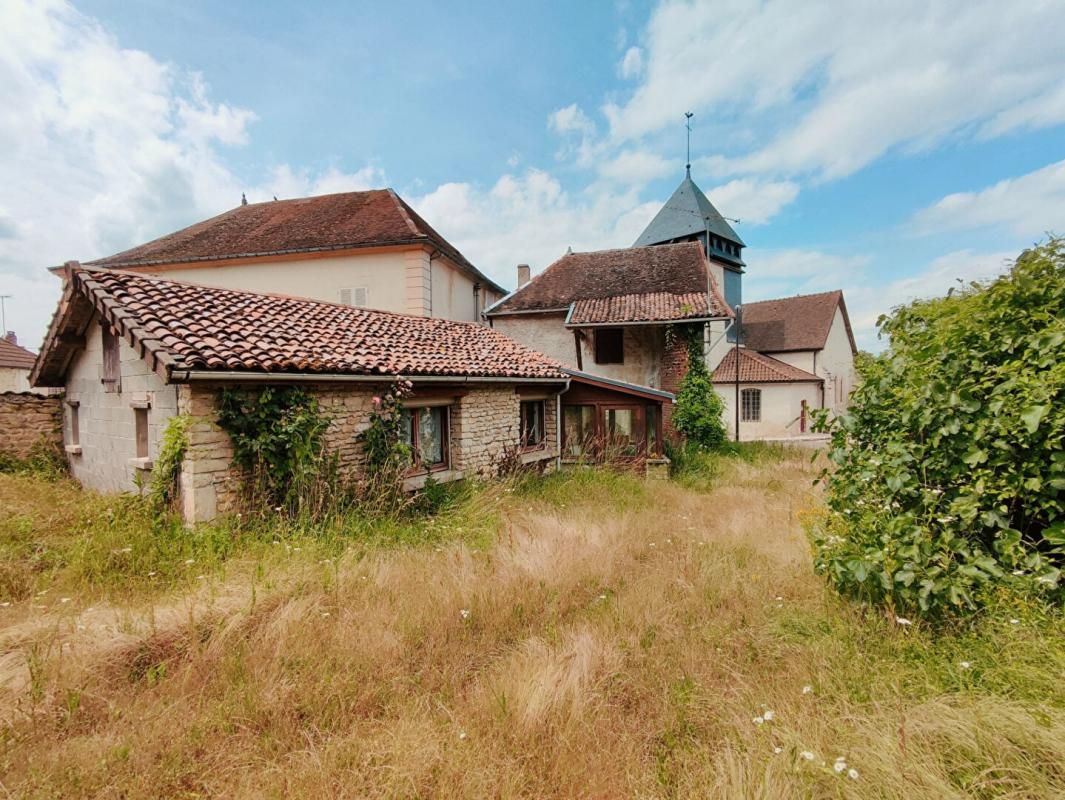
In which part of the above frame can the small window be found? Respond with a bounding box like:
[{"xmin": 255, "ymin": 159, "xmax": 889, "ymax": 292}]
[
  {"xmin": 134, "ymin": 407, "xmax": 149, "ymax": 458},
  {"xmin": 562, "ymin": 405, "xmax": 596, "ymax": 457},
  {"xmin": 339, "ymin": 287, "xmax": 368, "ymax": 307},
  {"xmin": 101, "ymin": 323, "xmax": 121, "ymax": 393},
  {"xmin": 594, "ymin": 328, "xmax": 624, "ymax": 364},
  {"xmin": 400, "ymin": 405, "xmax": 450, "ymax": 471},
  {"xmin": 520, "ymin": 400, "xmax": 546, "ymax": 448},
  {"xmin": 67, "ymin": 401, "xmax": 80, "ymax": 446},
  {"xmin": 741, "ymin": 388, "xmax": 761, "ymax": 422}
]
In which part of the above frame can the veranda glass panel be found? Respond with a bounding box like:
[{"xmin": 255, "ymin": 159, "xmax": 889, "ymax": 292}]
[
  {"xmin": 604, "ymin": 408, "xmax": 638, "ymax": 456},
  {"xmin": 563, "ymin": 405, "xmax": 595, "ymax": 456}
]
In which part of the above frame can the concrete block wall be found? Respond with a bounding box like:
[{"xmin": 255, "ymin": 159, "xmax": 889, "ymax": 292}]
[
  {"xmin": 0, "ymin": 392, "xmax": 63, "ymax": 459},
  {"xmin": 63, "ymin": 316, "xmax": 178, "ymax": 493}
]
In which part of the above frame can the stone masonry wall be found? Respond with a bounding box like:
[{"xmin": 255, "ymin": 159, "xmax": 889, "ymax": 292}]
[
  {"xmin": 178, "ymin": 381, "xmax": 560, "ymax": 523},
  {"xmin": 0, "ymin": 392, "xmax": 63, "ymax": 460}
]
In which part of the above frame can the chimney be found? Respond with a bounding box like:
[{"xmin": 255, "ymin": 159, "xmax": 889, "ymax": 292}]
[
  {"xmin": 4, "ymin": 331, "xmax": 15, "ymax": 345},
  {"xmin": 517, "ymin": 264, "xmax": 531, "ymax": 287}
]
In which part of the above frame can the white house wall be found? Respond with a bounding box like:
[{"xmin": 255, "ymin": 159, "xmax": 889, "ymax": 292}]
[
  {"xmin": 0, "ymin": 367, "xmax": 32, "ymax": 393},
  {"xmin": 715, "ymin": 381, "xmax": 822, "ymax": 440},
  {"xmin": 63, "ymin": 315, "xmax": 178, "ymax": 493},
  {"xmin": 818, "ymin": 307, "xmax": 857, "ymax": 413},
  {"xmin": 764, "ymin": 350, "xmax": 816, "ymax": 374}
]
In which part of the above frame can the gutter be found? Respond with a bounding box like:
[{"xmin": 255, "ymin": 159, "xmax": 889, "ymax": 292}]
[{"xmin": 170, "ymin": 370, "xmax": 569, "ymax": 386}]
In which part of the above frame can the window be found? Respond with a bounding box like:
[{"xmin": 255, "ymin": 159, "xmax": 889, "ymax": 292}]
[
  {"xmin": 520, "ymin": 400, "xmax": 546, "ymax": 448},
  {"xmin": 339, "ymin": 287, "xmax": 368, "ymax": 307},
  {"xmin": 603, "ymin": 407, "xmax": 639, "ymax": 456},
  {"xmin": 594, "ymin": 328, "xmax": 624, "ymax": 364},
  {"xmin": 400, "ymin": 405, "xmax": 449, "ymax": 471},
  {"xmin": 741, "ymin": 388, "xmax": 761, "ymax": 422},
  {"xmin": 66, "ymin": 400, "xmax": 80, "ymax": 451},
  {"xmin": 134, "ymin": 407, "xmax": 149, "ymax": 458},
  {"xmin": 646, "ymin": 404, "xmax": 659, "ymax": 456},
  {"xmin": 562, "ymin": 405, "xmax": 596, "ymax": 457},
  {"xmin": 101, "ymin": 323, "xmax": 121, "ymax": 393}
]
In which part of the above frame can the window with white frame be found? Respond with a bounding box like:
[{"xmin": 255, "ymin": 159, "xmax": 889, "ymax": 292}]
[
  {"xmin": 741, "ymin": 388, "xmax": 761, "ymax": 422},
  {"xmin": 339, "ymin": 287, "xmax": 368, "ymax": 307}
]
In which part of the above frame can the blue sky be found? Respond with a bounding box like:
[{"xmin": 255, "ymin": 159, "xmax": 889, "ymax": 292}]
[{"xmin": 1, "ymin": 0, "xmax": 1064, "ymax": 350}]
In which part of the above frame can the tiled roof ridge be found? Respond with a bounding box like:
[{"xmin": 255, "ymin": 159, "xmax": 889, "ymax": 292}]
[
  {"xmin": 744, "ymin": 288, "xmax": 842, "ymax": 306},
  {"xmin": 712, "ymin": 347, "xmax": 822, "ymax": 383}
]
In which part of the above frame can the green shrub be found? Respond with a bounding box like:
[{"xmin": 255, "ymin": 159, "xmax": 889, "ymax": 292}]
[
  {"xmin": 671, "ymin": 324, "xmax": 727, "ymax": 449},
  {"xmin": 812, "ymin": 240, "xmax": 1065, "ymax": 616}
]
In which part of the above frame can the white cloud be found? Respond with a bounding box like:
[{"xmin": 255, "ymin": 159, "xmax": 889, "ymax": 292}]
[
  {"xmin": 0, "ymin": 0, "xmax": 381, "ymax": 349},
  {"xmin": 548, "ymin": 103, "xmax": 595, "ymax": 137},
  {"xmin": 412, "ymin": 169, "xmax": 659, "ymax": 288},
  {"xmin": 597, "ymin": 149, "xmax": 672, "ymax": 185},
  {"xmin": 604, "ymin": 0, "xmax": 1065, "ymax": 180},
  {"xmin": 707, "ymin": 179, "xmax": 799, "ymax": 225},
  {"xmin": 912, "ymin": 159, "xmax": 1065, "ymax": 237},
  {"xmin": 743, "ymin": 248, "xmax": 870, "ymax": 301},
  {"xmin": 619, "ymin": 46, "xmax": 643, "ymax": 79}
]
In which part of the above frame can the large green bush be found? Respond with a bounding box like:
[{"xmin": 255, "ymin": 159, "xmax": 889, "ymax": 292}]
[{"xmin": 813, "ymin": 240, "xmax": 1065, "ymax": 615}]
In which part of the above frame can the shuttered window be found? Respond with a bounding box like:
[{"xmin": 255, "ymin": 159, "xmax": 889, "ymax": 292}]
[
  {"xmin": 101, "ymin": 323, "xmax": 121, "ymax": 393},
  {"xmin": 339, "ymin": 287, "xmax": 368, "ymax": 307}
]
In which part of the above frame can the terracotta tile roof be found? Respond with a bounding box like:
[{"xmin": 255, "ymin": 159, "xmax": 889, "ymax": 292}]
[
  {"xmin": 0, "ymin": 337, "xmax": 37, "ymax": 370},
  {"xmin": 85, "ymin": 189, "xmax": 504, "ymax": 294},
  {"xmin": 712, "ymin": 348, "xmax": 822, "ymax": 383},
  {"xmin": 567, "ymin": 291, "xmax": 722, "ymax": 325},
  {"xmin": 741, "ymin": 290, "xmax": 856, "ymax": 354},
  {"xmin": 32, "ymin": 268, "xmax": 565, "ymax": 387},
  {"xmin": 488, "ymin": 241, "xmax": 732, "ymax": 321}
]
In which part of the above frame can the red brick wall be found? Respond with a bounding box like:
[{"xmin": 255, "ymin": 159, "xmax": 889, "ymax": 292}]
[{"xmin": 660, "ymin": 336, "xmax": 689, "ymax": 441}]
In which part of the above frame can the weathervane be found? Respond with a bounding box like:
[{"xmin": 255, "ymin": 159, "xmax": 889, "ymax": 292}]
[{"xmin": 685, "ymin": 111, "xmax": 693, "ymax": 176}]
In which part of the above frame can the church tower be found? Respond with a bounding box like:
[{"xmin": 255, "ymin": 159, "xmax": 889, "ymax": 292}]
[{"xmin": 632, "ymin": 165, "xmax": 745, "ymax": 311}]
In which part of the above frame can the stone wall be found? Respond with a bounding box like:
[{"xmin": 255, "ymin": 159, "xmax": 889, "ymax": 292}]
[
  {"xmin": 659, "ymin": 334, "xmax": 689, "ymax": 440},
  {"xmin": 178, "ymin": 381, "xmax": 561, "ymax": 523},
  {"xmin": 0, "ymin": 392, "xmax": 63, "ymax": 460}
]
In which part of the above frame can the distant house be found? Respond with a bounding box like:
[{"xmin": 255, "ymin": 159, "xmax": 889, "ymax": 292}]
[
  {"xmin": 57, "ymin": 190, "xmax": 505, "ymax": 323},
  {"xmin": 487, "ymin": 168, "xmax": 857, "ymax": 441},
  {"xmin": 30, "ymin": 265, "xmax": 672, "ymax": 521},
  {"xmin": 0, "ymin": 333, "xmax": 43, "ymax": 393}
]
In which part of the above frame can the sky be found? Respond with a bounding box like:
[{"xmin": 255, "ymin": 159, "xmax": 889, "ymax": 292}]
[{"xmin": 1, "ymin": 0, "xmax": 1063, "ymax": 353}]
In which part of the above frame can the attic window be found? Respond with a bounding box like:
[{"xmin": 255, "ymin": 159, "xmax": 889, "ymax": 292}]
[
  {"xmin": 101, "ymin": 323, "xmax": 121, "ymax": 393},
  {"xmin": 339, "ymin": 287, "xmax": 368, "ymax": 307},
  {"xmin": 594, "ymin": 328, "xmax": 624, "ymax": 364}
]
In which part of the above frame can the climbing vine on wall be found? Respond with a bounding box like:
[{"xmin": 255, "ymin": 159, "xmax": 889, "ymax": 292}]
[
  {"xmin": 670, "ymin": 323, "xmax": 727, "ymax": 450},
  {"xmin": 216, "ymin": 386, "xmax": 330, "ymax": 510},
  {"xmin": 149, "ymin": 413, "xmax": 190, "ymax": 514}
]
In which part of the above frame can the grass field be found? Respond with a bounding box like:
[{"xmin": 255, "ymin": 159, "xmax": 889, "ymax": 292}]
[{"xmin": 1, "ymin": 449, "xmax": 1063, "ymax": 798}]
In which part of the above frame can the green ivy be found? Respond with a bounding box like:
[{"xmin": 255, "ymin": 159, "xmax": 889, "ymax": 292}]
[
  {"xmin": 670, "ymin": 323, "xmax": 727, "ymax": 450},
  {"xmin": 149, "ymin": 414, "xmax": 190, "ymax": 514},
  {"xmin": 216, "ymin": 386, "xmax": 329, "ymax": 510},
  {"xmin": 812, "ymin": 239, "xmax": 1065, "ymax": 617}
]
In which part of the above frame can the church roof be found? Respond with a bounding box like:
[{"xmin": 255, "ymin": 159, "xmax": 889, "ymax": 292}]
[{"xmin": 633, "ymin": 170, "xmax": 746, "ymax": 254}]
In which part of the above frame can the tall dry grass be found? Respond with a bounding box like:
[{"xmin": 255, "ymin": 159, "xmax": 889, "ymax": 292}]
[{"xmin": 1, "ymin": 452, "xmax": 1063, "ymax": 798}]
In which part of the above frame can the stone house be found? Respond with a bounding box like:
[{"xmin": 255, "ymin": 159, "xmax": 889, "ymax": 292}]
[
  {"xmin": 486, "ymin": 241, "xmax": 733, "ymax": 436},
  {"xmin": 487, "ymin": 168, "xmax": 858, "ymax": 442},
  {"xmin": 30, "ymin": 265, "xmax": 572, "ymax": 522},
  {"xmin": 55, "ymin": 189, "xmax": 505, "ymax": 324}
]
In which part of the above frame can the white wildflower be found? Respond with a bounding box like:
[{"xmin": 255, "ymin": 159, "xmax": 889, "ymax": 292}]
[
  {"xmin": 197, "ymin": 574, "xmax": 205, "ymax": 580},
  {"xmin": 959, "ymin": 661, "xmax": 971, "ymax": 670},
  {"xmin": 763, "ymin": 710, "xmax": 775, "ymax": 721},
  {"xmin": 1010, "ymin": 618, "xmax": 1020, "ymax": 625},
  {"xmin": 598, "ymin": 594, "xmax": 607, "ymax": 601},
  {"xmin": 321, "ymin": 612, "xmax": 330, "ymax": 618},
  {"xmin": 460, "ymin": 609, "xmax": 471, "ymax": 620},
  {"xmin": 184, "ymin": 559, "xmax": 195, "ymax": 564},
  {"xmin": 936, "ymin": 516, "xmax": 957, "ymax": 524},
  {"xmin": 0, "ymin": 602, "xmax": 10, "ymax": 608},
  {"xmin": 895, "ymin": 617, "xmax": 912, "ymax": 626},
  {"xmin": 848, "ymin": 768, "xmax": 859, "ymax": 780},
  {"xmin": 147, "ymin": 571, "xmax": 156, "ymax": 577},
  {"xmin": 649, "ymin": 542, "xmax": 656, "ymax": 548},
  {"xmin": 800, "ymin": 751, "xmax": 815, "ymax": 761},
  {"xmin": 752, "ymin": 716, "xmax": 765, "ymax": 725},
  {"xmin": 458, "ymin": 731, "xmax": 468, "ymax": 740},
  {"xmin": 60, "ymin": 597, "xmax": 71, "ymax": 604},
  {"xmin": 834, "ymin": 761, "xmax": 847, "ymax": 774},
  {"xmin": 1011, "ymin": 569, "xmax": 1024, "ymax": 576},
  {"xmin": 773, "ymin": 746, "xmax": 783, "ymax": 754}
]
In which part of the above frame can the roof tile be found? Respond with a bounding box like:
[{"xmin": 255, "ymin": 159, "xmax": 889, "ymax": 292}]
[
  {"xmin": 0, "ymin": 337, "xmax": 37, "ymax": 370},
  {"xmin": 712, "ymin": 348, "xmax": 822, "ymax": 383},
  {"xmin": 34, "ymin": 268, "xmax": 564, "ymax": 386},
  {"xmin": 568, "ymin": 291, "xmax": 726, "ymax": 325},
  {"xmin": 741, "ymin": 290, "xmax": 856, "ymax": 353}
]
